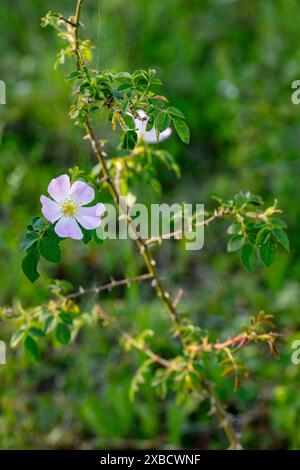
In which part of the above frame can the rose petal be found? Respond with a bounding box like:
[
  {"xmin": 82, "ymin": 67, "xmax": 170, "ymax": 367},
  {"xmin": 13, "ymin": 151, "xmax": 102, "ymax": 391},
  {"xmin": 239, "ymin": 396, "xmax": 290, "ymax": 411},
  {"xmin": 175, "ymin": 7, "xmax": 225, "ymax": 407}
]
[
  {"xmin": 54, "ymin": 217, "xmax": 83, "ymax": 240},
  {"xmin": 48, "ymin": 174, "xmax": 71, "ymax": 202},
  {"xmin": 75, "ymin": 203, "xmax": 105, "ymax": 230},
  {"xmin": 142, "ymin": 127, "xmax": 172, "ymax": 144},
  {"xmin": 40, "ymin": 195, "xmax": 62, "ymax": 223},
  {"xmin": 158, "ymin": 127, "xmax": 172, "ymax": 141},
  {"xmin": 134, "ymin": 110, "xmax": 172, "ymax": 144},
  {"xmin": 70, "ymin": 180, "xmax": 95, "ymax": 205},
  {"xmin": 134, "ymin": 111, "xmax": 147, "ymax": 132}
]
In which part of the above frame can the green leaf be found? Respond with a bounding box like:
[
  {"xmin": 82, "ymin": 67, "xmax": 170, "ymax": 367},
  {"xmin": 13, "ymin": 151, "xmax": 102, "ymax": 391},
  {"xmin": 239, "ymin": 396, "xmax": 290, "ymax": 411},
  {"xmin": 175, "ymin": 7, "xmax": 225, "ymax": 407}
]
[
  {"xmin": 256, "ymin": 227, "xmax": 270, "ymax": 246},
  {"xmin": 24, "ymin": 336, "xmax": 40, "ymax": 362},
  {"xmin": 145, "ymin": 114, "xmax": 154, "ymax": 132},
  {"xmin": 272, "ymin": 228, "xmax": 289, "ymax": 251},
  {"xmin": 41, "ymin": 11, "xmax": 61, "ymax": 28},
  {"xmin": 19, "ymin": 232, "xmax": 39, "ymax": 251},
  {"xmin": 260, "ymin": 239, "xmax": 277, "ymax": 268},
  {"xmin": 114, "ymin": 72, "xmax": 132, "ymax": 80},
  {"xmin": 59, "ymin": 312, "xmax": 74, "ymax": 325},
  {"xmin": 227, "ymin": 222, "xmax": 242, "ymax": 235},
  {"xmin": 234, "ymin": 190, "xmax": 250, "ymax": 207},
  {"xmin": 66, "ymin": 71, "xmax": 82, "ymax": 81},
  {"xmin": 10, "ymin": 328, "xmax": 26, "ymax": 348},
  {"xmin": 120, "ymin": 130, "xmax": 138, "ymax": 150},
  {"xmin": 45, "ymin": 223, "xmax": 60, "ymax": 241},
  {"xmin": 247, "ymin": 231, "xmax": 257, "ymax": 245},
  {"xmin": 151, "ymin": 78, "xmax": 162, "ymax": 86},
  {"xmin": 93, "ymin": 230, "xmax": 103, "ymax": 245},
  {"xmin": 81, "ymin": 227, "xmax": 93, "ymax": 245},
  {"xmin": 32, "ymin": 217, "xmax": 45, "ymax": 230},
  {"xmin": 168, "ymin": 106, "xmax": 186, "ymax": 119},
  {"xmin": 123, "ymin": 113, "xmax": 135, "ymax": 130},
  {"xmin": 172, "ymin": 118, "xmax": 190, "ymax": 144},
  {"xmin": 28, "ymin": 327, "xmax": 45, "ymax": 338},
  {"xmin": 30, "ymin": 216, "xmax": 41, "ymax": 225},
  {"xmin": 22, "ymin": 245, "xmax": 40, "ymax": 283},
  {"xmin": 39, "ymin": 238, "xmax": 61, "ymax": 263},
  {"xmin": 269, "ymin": 217, "xmax": 287, "ymax": 228},
  {"xmin": 240, "ymin": 243, "xmax": 256, "ymax": 272},
  {"xmin": 156, "ymin": 111, "xmax": 171, "ymax": 132},
  {"xmin": 227, "ymin": 235, "xmax": 245, "ymax": 252},
  {"xmin": 248, "ymin": 194, "xmax": 264, "ymax": 206},
  {"xmin": 89, "ymin": 105, "xmax": 99, "ymax": 113},
  {"xmin": 55, "ymin": 323, "xmax": 71, "ymax": 345},
  {"xmin": 44, "ymin": 315, "xmax": 56, "ymax": 334},
  {"xmin": 117, "ymin": 82, "xmax": 132, "ymax": 91}
]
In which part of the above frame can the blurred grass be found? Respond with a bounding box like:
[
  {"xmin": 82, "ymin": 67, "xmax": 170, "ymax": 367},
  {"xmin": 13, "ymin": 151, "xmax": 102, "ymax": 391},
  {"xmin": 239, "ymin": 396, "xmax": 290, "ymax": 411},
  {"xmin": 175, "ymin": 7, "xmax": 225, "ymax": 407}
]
[{"xmin": 0, "ymin": 0, "xmax": 300, "ymax": 449}]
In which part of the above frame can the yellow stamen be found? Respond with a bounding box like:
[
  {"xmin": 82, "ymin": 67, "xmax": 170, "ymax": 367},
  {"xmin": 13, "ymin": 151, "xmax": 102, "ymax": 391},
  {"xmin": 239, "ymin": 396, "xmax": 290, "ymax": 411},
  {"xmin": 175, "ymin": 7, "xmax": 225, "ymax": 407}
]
[{"xmin": 61, "ymin": 199, "xmax": 78, "ymax": 217}]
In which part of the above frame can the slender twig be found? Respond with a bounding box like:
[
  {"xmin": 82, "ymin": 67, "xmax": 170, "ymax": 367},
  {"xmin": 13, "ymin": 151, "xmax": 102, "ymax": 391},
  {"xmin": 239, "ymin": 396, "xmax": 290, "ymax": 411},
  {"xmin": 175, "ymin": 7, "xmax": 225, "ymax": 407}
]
[
  {"xmin": 122, "ymin": 332, "xmax": 172, "ymax": 369},
  {"xmin": 214, "ymin": 331, "xmax": 281, "ymax": 351},
  {"xmin": 173, "ymin": 288, "xmax": 184, "ymax": 309},
  {"xmin": 74, "ymin": 0, "xmax": 84, "ymax": 69},
  {"xmin": 94, "ymin": 304, "xmax": 172, "ymax": 369},
  {"xmin": 66, "ymin": 273, "xmax": 153, "ymax": 299},
  {"xmin": 60, "ymin": 17, "xmax": 78, "ymax": 28},
  {"xmin": 204, "ymin": 380, "xmax": 243, "ymax": 450},
  {"xmin": 98, "ymin": 175, "xmax": 110, "ymax": 185},
  {"xmin": 145, "ymin": 210, "xmax": 225, "ymax": 246}
]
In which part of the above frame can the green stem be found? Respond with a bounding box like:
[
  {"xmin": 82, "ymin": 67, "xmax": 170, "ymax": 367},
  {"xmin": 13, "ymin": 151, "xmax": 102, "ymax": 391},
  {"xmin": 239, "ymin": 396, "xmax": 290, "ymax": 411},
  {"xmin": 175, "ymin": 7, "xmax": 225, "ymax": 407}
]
[
  {"xmin": 74, "ymin": 0, "xmax": 84, "ymax": 69},
  {"xmin": 83, "ymin": 120, "xmax": 180, "ymax": 324},
  {"xmin": 72, "ymin": 0, "xmax": 242, "ymax": 450},
  {"xmin": 204, "ymin": 381, "xmax": 243, "ymax": 450}
]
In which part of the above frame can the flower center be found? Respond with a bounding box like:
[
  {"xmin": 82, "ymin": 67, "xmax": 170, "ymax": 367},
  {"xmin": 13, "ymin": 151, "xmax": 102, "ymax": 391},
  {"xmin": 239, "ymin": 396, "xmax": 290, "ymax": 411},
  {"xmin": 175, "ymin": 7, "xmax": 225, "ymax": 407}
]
[{"xmin": 61, "ymin": 198, "xmax": 79, "ymax": 217}]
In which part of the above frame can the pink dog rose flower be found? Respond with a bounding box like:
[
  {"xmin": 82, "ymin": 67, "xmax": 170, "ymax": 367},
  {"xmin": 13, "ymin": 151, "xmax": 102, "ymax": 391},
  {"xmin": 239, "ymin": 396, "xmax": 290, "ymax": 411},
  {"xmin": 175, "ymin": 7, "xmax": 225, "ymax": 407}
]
[{"xmin": 40, "ymin": 174, "xmax": 105, "ymax": 240}]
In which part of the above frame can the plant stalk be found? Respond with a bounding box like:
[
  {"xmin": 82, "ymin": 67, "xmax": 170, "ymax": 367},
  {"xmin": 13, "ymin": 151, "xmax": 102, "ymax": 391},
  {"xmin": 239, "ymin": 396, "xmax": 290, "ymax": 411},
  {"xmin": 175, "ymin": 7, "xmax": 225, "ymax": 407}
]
[{"xmin": 72, "ymin": 0, "xmax": 242, "ymax": 450}]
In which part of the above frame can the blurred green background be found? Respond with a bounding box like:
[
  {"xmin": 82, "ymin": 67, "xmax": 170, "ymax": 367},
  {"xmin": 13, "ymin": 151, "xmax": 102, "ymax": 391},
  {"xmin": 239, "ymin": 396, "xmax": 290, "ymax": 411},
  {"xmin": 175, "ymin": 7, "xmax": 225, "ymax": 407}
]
[{"xmin": 0, "ymin": 0, "xmax": 300, "ymax": 450}]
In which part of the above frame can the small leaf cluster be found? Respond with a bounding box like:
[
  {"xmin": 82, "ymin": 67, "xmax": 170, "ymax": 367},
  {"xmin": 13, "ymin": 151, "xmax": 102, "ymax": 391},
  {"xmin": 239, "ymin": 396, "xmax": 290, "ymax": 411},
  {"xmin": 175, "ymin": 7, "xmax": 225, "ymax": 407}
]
[
  {"xmin": 219, "ymin": 353, "xmax": 249, "ymax": 392},
  {"xmin": 242, "ymin": 310, "xmax": 280, "ymax": 357},
  {"xmin": 20, "ymin": 212, "xmax": 103, "ymax": 283},
  {"xmin": 41, "ymin": 11, "xmax": 93, "ymax": 69},
  {"xmin": 127, "ymin": 347, "xmax": 201, "ymax": 404},
  {"xmin": 107, "ymin": 146, "xmax": 180, "ymax": 198},
  {"xmin": 152, "ymin": 356, "xmax": 201, "ymax": 403},
  {"xmin": 67, "ymin": 67, "xmax": 190, "ymax": 149},
  {"xmin": 218, "ymin": 311, "xmax": 280, "ymax": 390},
  {"xmin": 129, "ymin": 321, "xmax": 204, "ymax": 402},
  {"xmin": 218, "ymin": 190, "xmax": 289, "ymax": 272},
  {"xmin": 19, "ymin": 217, "xmax": 62, "ymax": 283},
  {"xmin": 9, "ymin": 295, "xmax": 97, "ymax": 362},
  {"xmin": 41, "ymin": 10, "xmax": 61, "ymax": 29}
]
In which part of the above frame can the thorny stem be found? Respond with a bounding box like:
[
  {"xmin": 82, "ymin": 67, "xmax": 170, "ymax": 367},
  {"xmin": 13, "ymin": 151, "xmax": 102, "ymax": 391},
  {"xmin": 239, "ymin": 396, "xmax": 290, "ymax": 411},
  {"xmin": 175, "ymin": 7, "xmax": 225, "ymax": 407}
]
[
  {"xmin": 96, "ymin": 306, "xmax": 242, "ymax": 449},
  {"xmin": 74, "ymin": 0, "xmax": 84, "ymax": 69},
  {"xmin": 83, "ymin": 120, "xmax": 180, "ymax": 325},
  {"xmin": 66, "ymin": 272, "xmax": 153, "ymax": 299},
  {"xmin": 145, "ymin": 210, "xmax": 225, "ymax": 246},
  {"xmin": 72, "ymin": 0, "xmax": 242, "ymax": 449},
  {"xmin": 60, "ymin": 17, "xmax": 78, "ymax": 28},
  {"xmin": 95, "ymin": 305, "xmax": 172, "ymax": 369},
  {"xmin": 214, "ymin": 331, "xmax": 281, "ymax": 351},
  {"xmin": 203, "ymin": 381, "xmax": 243, "ymax": 450}
]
